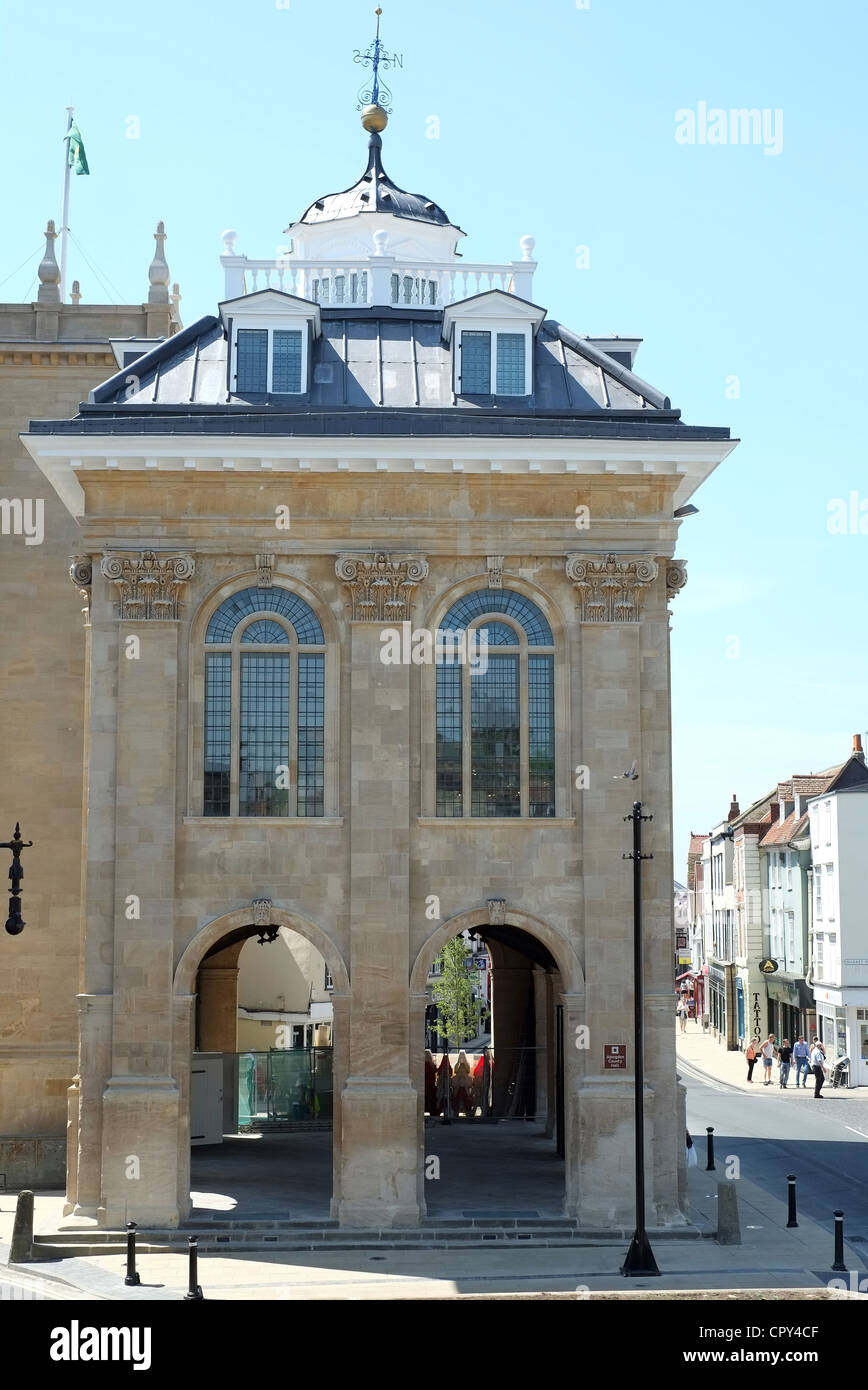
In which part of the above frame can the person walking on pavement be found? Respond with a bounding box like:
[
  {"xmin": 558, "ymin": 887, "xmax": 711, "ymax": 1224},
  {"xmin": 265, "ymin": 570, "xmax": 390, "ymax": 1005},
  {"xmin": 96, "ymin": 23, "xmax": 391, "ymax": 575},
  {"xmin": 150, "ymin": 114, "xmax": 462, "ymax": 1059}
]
[
  {"xmin": 677, "ymin": 998, "xmax": 689, "ymax": 1033},
  {"xmin": 793, "ymin": 1036, "xmax": 810, "ymax": 1088},
  {"xmin": 778, "ymin": 1038, "xmax": 793, "ymax": 1088},
  {"xmin": 809, "ymin": 1037, "xmax": 827, "ymax": 1098},
  {"xmin": 745, "ymin": 1037, "xmax": 758, "ymax": 1082},
  {"xmin": 760, "ymin": 1033, "xmax": 777, "ymax": 1085}
]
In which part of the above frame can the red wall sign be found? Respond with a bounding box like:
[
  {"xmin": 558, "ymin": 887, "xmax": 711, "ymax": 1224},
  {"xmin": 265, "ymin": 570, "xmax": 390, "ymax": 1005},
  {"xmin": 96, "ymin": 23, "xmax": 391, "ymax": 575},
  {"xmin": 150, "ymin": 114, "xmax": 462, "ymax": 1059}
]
[{"xmin": 604, "ymin": 1044, "xmax": 627, "ymax": 1070}]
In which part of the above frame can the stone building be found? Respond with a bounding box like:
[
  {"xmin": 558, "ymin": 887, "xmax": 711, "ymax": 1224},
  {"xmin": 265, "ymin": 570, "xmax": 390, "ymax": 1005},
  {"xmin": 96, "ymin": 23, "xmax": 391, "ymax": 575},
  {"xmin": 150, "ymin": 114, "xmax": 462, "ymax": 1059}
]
[
  {"xmin": 0, "ymin": 222, "xmax": 180, "ymax": 1186},
  {"xmin": 19, "ymin": 105, "xmax": 736, "ymax": 1230}
]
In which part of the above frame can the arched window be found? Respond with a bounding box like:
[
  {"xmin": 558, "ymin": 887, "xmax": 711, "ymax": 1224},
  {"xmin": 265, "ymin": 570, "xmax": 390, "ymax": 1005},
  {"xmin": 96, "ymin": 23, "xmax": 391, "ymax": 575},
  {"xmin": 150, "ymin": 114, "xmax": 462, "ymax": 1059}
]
[
  {"xmin": 435, "ymin": 589, "xmax": 555, "ymax": 818},
  {"xmin": 204, "ymin": 587, "xmax": 325, "ymax": 817}
]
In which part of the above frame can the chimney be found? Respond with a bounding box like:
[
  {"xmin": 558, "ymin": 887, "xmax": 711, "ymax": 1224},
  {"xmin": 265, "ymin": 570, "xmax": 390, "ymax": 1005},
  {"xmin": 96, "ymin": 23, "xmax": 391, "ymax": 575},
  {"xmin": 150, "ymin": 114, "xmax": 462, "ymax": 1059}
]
[
  {"xmin": 853, "ymin": 733, "xmax": 865, "ymax": 765},
  {"xmin": 727, "ymin": 793, "xmax": 740, "ymax": 822}
]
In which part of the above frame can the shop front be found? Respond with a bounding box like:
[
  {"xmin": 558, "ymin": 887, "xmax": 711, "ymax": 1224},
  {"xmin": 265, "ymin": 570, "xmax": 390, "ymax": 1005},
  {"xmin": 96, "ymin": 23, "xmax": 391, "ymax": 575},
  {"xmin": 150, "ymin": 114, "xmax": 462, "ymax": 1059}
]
[
  {"xmin": 813, "ymin": 985, "xmax": 868, "ymax": 1087},
  {"xmin": 766, "ymin": 977, "xmax": 815, "ymax": 1049},
  {"xmin": 708, "ymin": 960, "xmax": 736, "ymax": 1049}
]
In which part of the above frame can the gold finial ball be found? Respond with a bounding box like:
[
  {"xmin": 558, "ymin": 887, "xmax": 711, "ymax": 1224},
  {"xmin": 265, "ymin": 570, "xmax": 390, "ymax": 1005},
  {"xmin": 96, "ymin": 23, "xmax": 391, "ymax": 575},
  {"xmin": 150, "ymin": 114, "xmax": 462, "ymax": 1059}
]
[{"xmin": 362, "ymin": 103, "xmax": 388, "ymax": 133}]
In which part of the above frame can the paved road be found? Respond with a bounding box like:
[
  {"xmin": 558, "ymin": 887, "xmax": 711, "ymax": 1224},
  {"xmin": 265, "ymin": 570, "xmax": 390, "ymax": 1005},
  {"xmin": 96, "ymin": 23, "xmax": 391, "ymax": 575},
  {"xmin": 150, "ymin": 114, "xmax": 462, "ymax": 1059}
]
[{"xmin": 682, "ymin": 1055, "xmax": 868, "ymax": 1242}]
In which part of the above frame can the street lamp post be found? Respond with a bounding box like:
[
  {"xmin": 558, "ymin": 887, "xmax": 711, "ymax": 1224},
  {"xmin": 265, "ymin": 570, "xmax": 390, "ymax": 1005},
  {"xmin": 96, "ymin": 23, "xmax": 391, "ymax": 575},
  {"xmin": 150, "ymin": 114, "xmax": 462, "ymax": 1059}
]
[
  {"xmin": 3, "ymin": 823, "xmax": 33, "ymax": 936},
  {"xmin": 621, "ymin": 799, "xmax": 660, "ymax": 1277}
]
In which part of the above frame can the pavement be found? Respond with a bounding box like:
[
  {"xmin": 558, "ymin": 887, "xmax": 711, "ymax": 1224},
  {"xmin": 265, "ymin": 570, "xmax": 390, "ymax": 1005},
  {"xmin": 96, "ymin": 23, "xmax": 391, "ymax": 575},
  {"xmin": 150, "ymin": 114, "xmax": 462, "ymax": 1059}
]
[
  {"xmin": 676, "ymin": 1023, "xmax": 855, "ymax": 1098},
  {"xmin": 1, "ymin": 1027, "xmax": 865, "ymax": 1301}
]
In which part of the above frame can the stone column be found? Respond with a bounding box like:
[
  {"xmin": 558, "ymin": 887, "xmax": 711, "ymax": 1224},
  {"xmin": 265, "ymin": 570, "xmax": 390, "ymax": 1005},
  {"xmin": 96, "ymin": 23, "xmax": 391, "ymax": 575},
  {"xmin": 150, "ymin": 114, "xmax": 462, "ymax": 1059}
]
[
  {"xmin": 333, "ymin": 553, "xmax": 427, "ymax": 1227},
  {"xmin": 329, "ymin": 991, "xmax": 349, "ymax": 1219},
  {"xmin": 173, "ymin": 994, "xmax": 196, "ymax": 1223},
  {"xmin": 488, "ymin": 939, "xmax": 534, "ymax": 1116},
  {"xmin": 544, "ymin": 972, "xmax": 558, "ymax": 1140},
  {"xmin": 532, "ymin": 966, "xmax": 548, "ymax": 1125},
  {"xmin": 97, "ymin": 551, "xmax": 193, "ymax": 1228},
  {"xmin": 566, "ymin": 552, "xmax": 658, "ymax": 1227}
]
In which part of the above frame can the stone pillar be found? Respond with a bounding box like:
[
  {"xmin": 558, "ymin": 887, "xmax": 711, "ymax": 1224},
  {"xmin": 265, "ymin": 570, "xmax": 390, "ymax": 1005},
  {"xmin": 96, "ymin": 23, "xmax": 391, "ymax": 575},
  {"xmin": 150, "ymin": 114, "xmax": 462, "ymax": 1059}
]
[
  {"xmin": 544, "ymin": 972, "xmax": 558, "ymax": 1140},
  {"xmin": 566, "ymin": 552, "xmax": 658, "ymax": 1227},
  {"xmin": 71, "ymin": 562, "xmax": 116, "ymax": 1220},
  {"xmin": 97, "ymin": 551, "xmax": 193, "ymax": 1228},
  {"xmin": 532, "ymin": 966, "xmax": 548, "ymax": 1124},
  {"xmin": 197, "ymin": 956, "xmax": 241, "ymax": 1053},
  {"xmin": 174, "ymin": 995, "xmax": 195, "ymax": 1223},
  {"xmin": 63, "ymin": 1077, "xmax": 80, "ymax": 1216},
  {"xmin": 329, "ymin": 991, "xmax": 349, "ymax": 1219},
  {"xmin": 333, "ymin": 552, "xmax": 428, "ymax": 1227},
  {"xmin": 489, "ymin": 940, "xmax": 534, "ymax": 1116},
  {"xmin": 410, "ymin": 990, "xmax": 430, "ymax": 1216}
]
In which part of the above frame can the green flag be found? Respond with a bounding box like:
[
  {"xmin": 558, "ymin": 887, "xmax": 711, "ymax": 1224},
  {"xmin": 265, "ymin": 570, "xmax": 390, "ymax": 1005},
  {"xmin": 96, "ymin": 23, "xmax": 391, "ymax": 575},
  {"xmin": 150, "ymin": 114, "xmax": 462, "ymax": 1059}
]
[{"xmin": 65, "ymin": 120, "xmax": 89, "ymax": 175}]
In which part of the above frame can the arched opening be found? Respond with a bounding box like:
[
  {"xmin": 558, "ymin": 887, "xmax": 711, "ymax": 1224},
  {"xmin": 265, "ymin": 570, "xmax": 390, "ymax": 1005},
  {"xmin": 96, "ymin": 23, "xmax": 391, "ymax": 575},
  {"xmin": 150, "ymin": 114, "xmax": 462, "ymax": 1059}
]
[
  {"xmin": 414, "ymin": 915, "xmax": 570, "ymax": 1219},
  {"xmin": 175, "ymin": 908, "xmax": 348, "ymax": 1225}
]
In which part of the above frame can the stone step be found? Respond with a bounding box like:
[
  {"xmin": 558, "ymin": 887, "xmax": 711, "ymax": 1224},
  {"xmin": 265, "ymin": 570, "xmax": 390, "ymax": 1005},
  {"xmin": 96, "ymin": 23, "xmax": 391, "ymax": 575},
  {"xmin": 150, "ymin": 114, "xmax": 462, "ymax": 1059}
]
[{"xmin": 32, "ymin": 1218, "xmax": 595, "ymax": 1258}]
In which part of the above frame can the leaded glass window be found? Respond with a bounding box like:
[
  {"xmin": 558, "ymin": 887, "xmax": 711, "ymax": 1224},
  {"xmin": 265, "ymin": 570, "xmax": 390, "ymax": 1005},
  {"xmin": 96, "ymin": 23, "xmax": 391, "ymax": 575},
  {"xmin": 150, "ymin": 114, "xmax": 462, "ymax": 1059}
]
[
  {"xmin": 435, "ymin": 588, "xmax": 556, "ymax": 818},
  {"xmin": 204, "ymin": 587, "xmax": 326, "ymax": 817},
  {"xmin": 460, "ymin": 331, "xmax": 491, "ymax": 394},
  {"xmin": 272, "ymin": 330, "xmax": 303, "ymax": 393},
  {"xmin": 236, "ymin": 329, "xmax": 268, "ymax": 392},
  {"xmin": 496, "ymin": 333, "xmax": 525, "ymax": 394}
]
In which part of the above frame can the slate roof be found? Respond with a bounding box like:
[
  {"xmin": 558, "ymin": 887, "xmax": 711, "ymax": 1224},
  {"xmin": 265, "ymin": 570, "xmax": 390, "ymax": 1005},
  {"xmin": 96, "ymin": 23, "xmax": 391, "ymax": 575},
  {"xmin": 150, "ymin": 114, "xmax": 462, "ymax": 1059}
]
[
  {"xmin": 27, "ymin": 302, "xmax": 734, "ymax": 446},
  {"xmin": 292, "ymin": 131, "xmax": 457, "ymax": 231}
]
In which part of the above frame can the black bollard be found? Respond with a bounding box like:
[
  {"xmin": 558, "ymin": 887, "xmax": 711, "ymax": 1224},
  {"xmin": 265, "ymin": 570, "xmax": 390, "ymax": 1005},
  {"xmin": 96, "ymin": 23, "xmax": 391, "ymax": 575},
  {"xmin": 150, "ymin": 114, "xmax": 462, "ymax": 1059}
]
[
  {"xmin": 786, "ymin": 1175, "xmax": 798, "ymax": 1229},
  {"xmin": 124, "ymin": 1221, "xmax": 141, "ymax": 1286},
  {"xmin": 705, "ymin": 1126, "xmax": 715, "ymax": 1172},
  {"xmin": 183, "ymin": 1235, "xmax": 204, "ymax": 1301},
  {"xmin": 832, "ymin": 1210, "xmax": 847, "ymax": 1273}
]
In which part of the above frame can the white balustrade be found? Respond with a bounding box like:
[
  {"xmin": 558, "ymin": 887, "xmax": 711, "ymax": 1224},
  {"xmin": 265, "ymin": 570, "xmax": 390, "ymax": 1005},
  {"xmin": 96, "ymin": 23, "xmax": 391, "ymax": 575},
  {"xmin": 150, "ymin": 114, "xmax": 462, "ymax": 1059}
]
[{"xmin": 220, "ymin": 252, "xmax": 536, "ymax": 307}]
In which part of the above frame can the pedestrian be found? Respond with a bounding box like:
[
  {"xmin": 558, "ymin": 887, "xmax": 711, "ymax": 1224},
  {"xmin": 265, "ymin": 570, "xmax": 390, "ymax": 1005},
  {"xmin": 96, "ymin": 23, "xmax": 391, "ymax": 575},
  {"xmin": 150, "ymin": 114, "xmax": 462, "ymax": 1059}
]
[
  {"xmin": 745, "ymin": 1037, "xmax": 758, "ymax": 1083},
  {"xmin": 792, "ymin": 1035, "xmax": 810, "ymax": 1088},
  {"xmin": 809, "ymin": 1037, "xmax": 827, "ymax": 1099},
  {"xmin": 777, "ymin": 1038, "xmax": 793, "ymax": 1088},
  {"xmin": 760, "ymin": 1033, "xmax": 777, "ymax": 1085},
  {"xmin": 677, "ymin": 999, "xmax": 689, "ymax": 1033}
]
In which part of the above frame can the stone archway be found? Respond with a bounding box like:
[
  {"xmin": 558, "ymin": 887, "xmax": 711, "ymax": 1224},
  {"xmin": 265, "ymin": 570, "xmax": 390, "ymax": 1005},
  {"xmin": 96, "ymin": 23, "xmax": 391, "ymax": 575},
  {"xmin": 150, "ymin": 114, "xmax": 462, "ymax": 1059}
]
[
  {"xmin": 411, "ymin": 906, "xmax": 584, "ymax": 1219},
  {"xmin": 173, "ymin": 906, "xmax": 349, "ymax": 1222}
]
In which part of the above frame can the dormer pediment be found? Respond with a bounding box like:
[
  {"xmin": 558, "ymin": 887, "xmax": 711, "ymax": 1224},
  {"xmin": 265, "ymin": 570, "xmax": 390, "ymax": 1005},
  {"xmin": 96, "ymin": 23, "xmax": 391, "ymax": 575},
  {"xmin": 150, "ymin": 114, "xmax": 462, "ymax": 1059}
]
[
  {"xmin": 218, "ymin": 288, "xmax": 321, "ymax": 338},
  {"xmin": 441, "ymin": 290, "xmax": 547, "ymax": 345}
]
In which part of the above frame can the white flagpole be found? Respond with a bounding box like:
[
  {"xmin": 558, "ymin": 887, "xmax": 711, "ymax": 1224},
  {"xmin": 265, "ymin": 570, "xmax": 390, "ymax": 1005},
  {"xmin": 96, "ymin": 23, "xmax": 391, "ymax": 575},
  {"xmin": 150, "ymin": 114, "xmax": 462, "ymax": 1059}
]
[{"xmin": 60, "ymin": 105, "xmax": 74, "ymax": 303}]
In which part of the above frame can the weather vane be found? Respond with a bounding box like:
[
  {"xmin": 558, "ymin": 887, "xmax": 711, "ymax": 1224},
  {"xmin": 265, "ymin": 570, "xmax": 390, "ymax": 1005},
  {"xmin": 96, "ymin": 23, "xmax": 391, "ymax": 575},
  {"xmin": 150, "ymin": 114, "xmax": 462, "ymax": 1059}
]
[{"xmin": 353, "ymin": 7, "xmax": 403, "ymax": 114}]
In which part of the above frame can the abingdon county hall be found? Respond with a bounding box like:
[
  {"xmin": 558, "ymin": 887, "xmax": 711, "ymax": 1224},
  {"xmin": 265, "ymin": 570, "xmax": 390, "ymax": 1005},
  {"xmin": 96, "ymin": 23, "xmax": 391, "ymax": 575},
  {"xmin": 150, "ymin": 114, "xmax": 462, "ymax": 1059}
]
[{"xmin": 6, "ymin": 101, "xmax": 736, "ymax": 1234}]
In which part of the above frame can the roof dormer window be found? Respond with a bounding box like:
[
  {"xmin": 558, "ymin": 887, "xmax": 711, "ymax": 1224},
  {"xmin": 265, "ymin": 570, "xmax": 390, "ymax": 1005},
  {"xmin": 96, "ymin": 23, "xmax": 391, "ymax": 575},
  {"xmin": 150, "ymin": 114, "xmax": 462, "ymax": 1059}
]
[
  {"xmin": 457, "ymin": 326, "xmax": 529, "ymax": 396},
  {"xmin": 442, "ymin": 290, "xmax": 546, "ymax": 400},
  {"xmin": 219, "ymin": 288, "xmax": 321, "ymax": 398},
  {"xmin": 235, "ymin": 326, "xmax": 304, "ymax": 394}
]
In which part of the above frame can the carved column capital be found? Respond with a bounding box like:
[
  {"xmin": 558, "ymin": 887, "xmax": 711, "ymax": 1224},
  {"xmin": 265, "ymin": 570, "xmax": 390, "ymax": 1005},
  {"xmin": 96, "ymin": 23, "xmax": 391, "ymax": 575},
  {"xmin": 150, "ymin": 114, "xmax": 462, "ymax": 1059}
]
[
  {"xmin": 335, "ymin": 551, "xmax": 428, "ymax": 622},
  {"xmin": 69, "ymin": 555, "xmax": 92, "ymax": 628},
  {"xmin": 666, "ymin": 559, "xmax": 688, "ymax": 600},
  {"xmin": 100, "ymin": 550, "xmax": 195, "ymax": 620},
  {"xmin": 565, "ymin": 552, "xmax": 659, "ymax": 623}
]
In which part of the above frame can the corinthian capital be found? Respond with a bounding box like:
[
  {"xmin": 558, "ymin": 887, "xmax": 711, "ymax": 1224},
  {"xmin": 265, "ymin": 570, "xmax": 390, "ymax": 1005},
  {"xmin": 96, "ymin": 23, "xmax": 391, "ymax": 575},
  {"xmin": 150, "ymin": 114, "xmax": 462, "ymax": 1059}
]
[
  {"xmin": 565, "ymin": 552, "xmax": 659, "ymax": 623},
  {"xmin": 100, "ymin": 550, "xmax": 195, "ymax": 620},
  {"xmin": 335, "ymin": 551, "xmax": 428, "ymax": 622}
]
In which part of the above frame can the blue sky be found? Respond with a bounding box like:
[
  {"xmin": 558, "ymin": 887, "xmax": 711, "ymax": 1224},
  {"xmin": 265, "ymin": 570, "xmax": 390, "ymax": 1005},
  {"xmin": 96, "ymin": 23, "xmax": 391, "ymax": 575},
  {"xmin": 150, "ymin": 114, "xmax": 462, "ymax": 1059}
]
[{"xmin": 4, "ymin": 0, "xmax": 867, "ymax": 872}]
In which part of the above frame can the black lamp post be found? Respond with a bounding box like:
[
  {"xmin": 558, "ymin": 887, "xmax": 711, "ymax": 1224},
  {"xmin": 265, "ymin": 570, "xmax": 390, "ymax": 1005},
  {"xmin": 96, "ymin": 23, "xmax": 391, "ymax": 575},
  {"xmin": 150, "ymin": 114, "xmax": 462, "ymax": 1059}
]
[
  {"xmin": 621, "ymin": 800, "xmax": 660, "ymax": 1277},
  {"xmin": 3, "ymin": 823, "xmax": 33, "ymax": 936}
]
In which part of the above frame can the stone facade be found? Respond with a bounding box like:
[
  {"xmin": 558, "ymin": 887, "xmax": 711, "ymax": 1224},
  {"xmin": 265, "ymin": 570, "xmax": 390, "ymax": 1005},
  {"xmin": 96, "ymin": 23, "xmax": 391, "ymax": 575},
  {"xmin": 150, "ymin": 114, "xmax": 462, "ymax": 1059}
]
[
  {"xmin": 14, "ymin": 137, "xmax": 736, "ymax": 1230},
  {"xmin": 0, "ymin": 232, "xmax": 179, "ymax": 1185}
]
